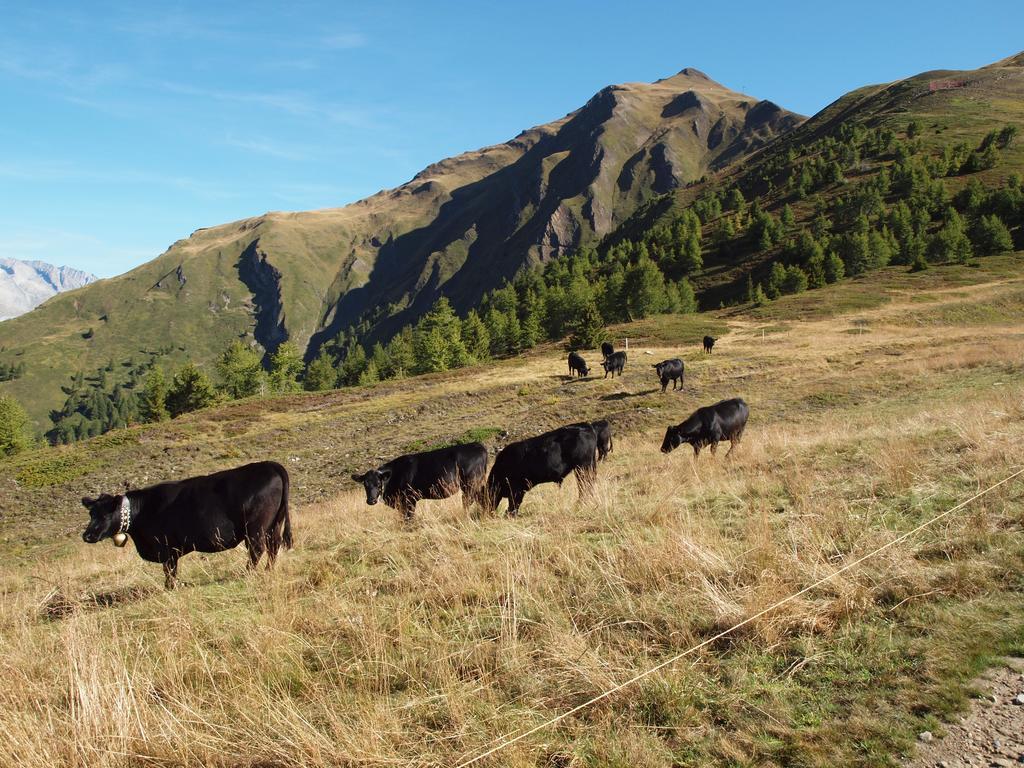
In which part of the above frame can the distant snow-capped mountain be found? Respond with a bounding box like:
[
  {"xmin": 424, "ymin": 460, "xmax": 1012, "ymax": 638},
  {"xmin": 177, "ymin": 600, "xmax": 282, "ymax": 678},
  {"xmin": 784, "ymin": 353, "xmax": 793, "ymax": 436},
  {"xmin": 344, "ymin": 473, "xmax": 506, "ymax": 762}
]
[{"xmin": 0, "ymin": 258, "xmax": 97, "ymax": 321}]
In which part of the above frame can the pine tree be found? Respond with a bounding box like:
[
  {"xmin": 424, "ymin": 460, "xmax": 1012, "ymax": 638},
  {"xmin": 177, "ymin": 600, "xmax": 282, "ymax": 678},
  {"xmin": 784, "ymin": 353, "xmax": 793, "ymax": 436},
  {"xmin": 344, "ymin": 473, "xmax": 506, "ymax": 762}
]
[
  {"xmin": 929, "ymin": 210, "xmax": 973, "ymax": 263},
  {"xmin": 764, "ymin": 262, "xmax": 787, "ymax": 299},
  {"xmin": 625, "ymin": 255, "xmax": 668, "ymax": 319},
  {"xmin": 139, "ymin": 367, "xmax": 170, "ymax": 422},
  {"xmin": 519, "ymin": 291, "xmax": 545, "ymax": 349},
  {"xmin": 569, "ymin": 299, "xmax": 605, "ymax": 348},
  {"xmin": 413, "ymin": 297, "xmax": 465, "ymax": 373},
  {"xmin": 461, "ymin": 310, "xmax": 491, "ymax": 362},
  {"xmin": 386, "ymin": 327, "xmax": 416, "ymax": 379},
  {"xmin": 217, "ymin": 340, "xmax": 265, "ymax": 399},
  {"xmin": 357, "ymin": 360, "xmax": 380, "ymax": 386},
  {"xmin": 971, "ymin": 214, "xmax": 1013, "ymax": 255},
  {"xmin": 780, "ymin": 204, "xmax": 796, "ymax": 230},
  {"xmin": 304, "ymin": 351, "xmax": 339, "ymax": 391},
  {"xmin": 675, "ymin": 279, "xmax": 697, "ymax": 313},
  {"xmin": 725, "ymin": 187, "xmax": 746, "ymax": 213},
  {"xmin": 0, "ymin": 394, "xmax": 32, "ymax": 456},
  {"xmin": 166, "ymin": 362, "xmax": 218, "ymax": 418},
  {"xmin": 338, "ymin": 342, "xmax": 368, "ymax": 386},
  {"xmin": 780, "ymin": 265, "xmax": 809, "ymax": 294},
  {"xmin": 269, "ymin": 341, "xmax": 304, "ymax": 393},
  {"xmin": 824, "ymin": 252, "xmax": 845, "ymax": 283}
]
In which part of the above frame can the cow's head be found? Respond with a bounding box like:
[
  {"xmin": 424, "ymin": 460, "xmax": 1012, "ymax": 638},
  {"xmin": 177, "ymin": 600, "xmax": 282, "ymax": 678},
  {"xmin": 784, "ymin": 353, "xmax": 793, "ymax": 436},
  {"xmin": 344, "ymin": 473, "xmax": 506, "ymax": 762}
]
[
  {"xmin": 580, "ymin": 364, "xmax": 590, "ymax": 376},
  {"xmin": 653, "ymin": 363, "xmax": 663, "ymax": 375},
  {"xmin": 660, "ymin": 425, "xmax": 686, "ymax": 454},
  {"xmin": 351, "ymin": 468, "xmax": 392, "ymax": 505},
  {"xmin": 81, "ymin": 494, "xmax": 122, "ymax": 543}
]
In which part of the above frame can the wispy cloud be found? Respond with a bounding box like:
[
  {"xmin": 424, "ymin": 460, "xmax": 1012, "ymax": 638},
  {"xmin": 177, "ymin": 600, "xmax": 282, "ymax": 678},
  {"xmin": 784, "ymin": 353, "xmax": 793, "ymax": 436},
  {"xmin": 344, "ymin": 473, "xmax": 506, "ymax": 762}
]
[
  {"xmin": 223, "ymin": 134, "xmax": 313, "ymax": 161},
  {"xmin": 160, "ymin": 80, "xmax": 377, "ymax": 127},
  {"xmin": 321, "ymin": 31, "xmax": 367, "ymax": 50},
  {"xmin": 0, "ymin": 159, "xmax": 239, "ymax": 200}
]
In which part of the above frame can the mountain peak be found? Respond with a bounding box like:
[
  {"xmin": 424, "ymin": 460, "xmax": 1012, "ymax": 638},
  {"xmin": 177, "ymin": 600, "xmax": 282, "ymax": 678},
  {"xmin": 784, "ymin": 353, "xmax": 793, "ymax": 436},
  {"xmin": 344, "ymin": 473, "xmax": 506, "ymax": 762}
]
[
  {"xmin": 0, "ymin": 258, "xmax": 96, "ymax": 321},
  {"xmin": 654, "ymin": 67, "xmax": 720, "ymax": 88}
]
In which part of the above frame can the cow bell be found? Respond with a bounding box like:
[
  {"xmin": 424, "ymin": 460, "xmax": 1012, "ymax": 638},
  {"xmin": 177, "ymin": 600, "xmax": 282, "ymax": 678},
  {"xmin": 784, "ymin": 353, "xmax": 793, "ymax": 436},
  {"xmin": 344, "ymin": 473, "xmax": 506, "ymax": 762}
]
[{"xmin": 113, "ymin": 532, "xmax": 129, "ymax": 547}]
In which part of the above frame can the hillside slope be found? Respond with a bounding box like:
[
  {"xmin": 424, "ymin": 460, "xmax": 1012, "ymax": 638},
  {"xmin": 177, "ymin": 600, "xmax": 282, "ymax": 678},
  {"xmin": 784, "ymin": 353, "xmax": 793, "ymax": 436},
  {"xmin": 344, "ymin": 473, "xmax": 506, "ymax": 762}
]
[
  {"xmin": 2, "ymin": 256, "xmax": 1022, "ymax": 766},
  {"xmin": 0, "ymin": 69, "xmax": 800, "ymax": 427},
  {"xmin": 609, "ymin": 52, "xmax": 1024, "ymax": 306}
]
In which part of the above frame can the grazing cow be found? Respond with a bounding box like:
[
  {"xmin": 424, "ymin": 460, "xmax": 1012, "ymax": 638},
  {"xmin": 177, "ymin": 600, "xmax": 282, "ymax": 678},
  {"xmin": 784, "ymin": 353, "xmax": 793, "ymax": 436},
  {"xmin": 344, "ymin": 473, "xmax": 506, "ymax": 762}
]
[
  {"xmin": 352, "ymin": 442, "xmax": 488, "ymax": 520},
  {"xmin": 653, "ymin": 358, "xmax": 684, "ymax": 392},
  {"xmin": 602, "ymin": 350, "xmax": 627, "ymax": 378},
  {"xmin": 661, "ymin": 398, "xmax": 749, "ymax": 458},
  {"xmin": 567, "ymin": 351, "xmax": 590, "ymax": 378},
  {"xmin": 703, "ymin": 335, "xmax": 716, "ymax": 354},
  {"xmin": 486, "ymin": 424, "xmax": 598, "ymax": 516},
  {"xmin": 81, "ymin": 461, "xmax": 291, "ymax": 589},
  {"xmin": 591, "ymin": 419, "xmax": 613, "ymax": 460},
  {"xmin": 569, "ymin": 419, "xmax": 614, "ymax": 461},
  {"xmin": 601, "ymin": 341, "xmax": 614, "ymax": 360}
]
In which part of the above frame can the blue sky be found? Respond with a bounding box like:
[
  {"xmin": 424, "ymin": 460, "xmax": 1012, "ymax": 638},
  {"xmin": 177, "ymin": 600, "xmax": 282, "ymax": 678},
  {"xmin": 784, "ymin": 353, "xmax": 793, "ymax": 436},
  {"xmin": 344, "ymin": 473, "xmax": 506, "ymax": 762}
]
[{"xmin": 2, "ymin": 1, "xmax": 1021, "ymax": 278}]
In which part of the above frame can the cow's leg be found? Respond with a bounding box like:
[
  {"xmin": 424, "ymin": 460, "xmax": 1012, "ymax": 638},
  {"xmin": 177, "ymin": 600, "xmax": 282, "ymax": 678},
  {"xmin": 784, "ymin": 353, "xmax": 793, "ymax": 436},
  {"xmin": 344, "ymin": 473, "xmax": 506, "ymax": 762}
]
[
  {"xmin": 246, "ymin": 532, "xmax": 266, "ymax": 570},
  {"xmin": 162, "ymin": 556, "xmax": 179, "ymax": 590},
  {"xmin": 507, "ymin": 487, "xmax": 526, "ymax": 517},
  {"xmin": 692, "ymin": 444, "xmax": 701, "ymax": 458},
  {"xmin": 709, "ymin": 441, "xmax": 719, "ymax": 456},
  {"xmin": 575, "ymin": 464, "xmax": 597, "ymax": 501},
  {"xmin": 399, "ymin": 498, "xmax": 415, "ymax": 522},
  {"xmin": 726, "ymin": 429, "xmax": 744, "ymax": 457},
  {"xmin": 661, "ymin": 380, "xmax": 667, "ymax": 393}
]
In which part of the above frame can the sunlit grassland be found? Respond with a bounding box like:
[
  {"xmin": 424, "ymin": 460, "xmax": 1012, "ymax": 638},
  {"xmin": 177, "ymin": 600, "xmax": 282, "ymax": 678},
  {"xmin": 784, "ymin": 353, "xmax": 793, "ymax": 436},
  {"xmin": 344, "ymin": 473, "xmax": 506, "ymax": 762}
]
[{"xmin": 1, "ymin": 256, "xmax": 1023, "ymax": 766}]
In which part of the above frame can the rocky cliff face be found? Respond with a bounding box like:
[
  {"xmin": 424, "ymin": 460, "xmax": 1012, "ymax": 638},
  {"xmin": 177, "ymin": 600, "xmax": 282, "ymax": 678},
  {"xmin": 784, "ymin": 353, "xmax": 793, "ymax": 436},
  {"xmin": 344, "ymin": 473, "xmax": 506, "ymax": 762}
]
[{"xmin": 0, "ymin": 259, "xmax": 96, "ymax": 321}]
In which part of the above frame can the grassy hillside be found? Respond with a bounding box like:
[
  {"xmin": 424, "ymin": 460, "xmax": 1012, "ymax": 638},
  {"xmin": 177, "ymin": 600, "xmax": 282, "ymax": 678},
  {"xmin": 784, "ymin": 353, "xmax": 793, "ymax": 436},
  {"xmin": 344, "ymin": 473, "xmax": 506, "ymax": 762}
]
[
  {"xmin": 2, "ymin": 255, "xmax": 1022, "ymax": 766},
  {"xmin": 0, "ymin": 70, "xmax": 799, "ymax": 431},
  {"xmin": 610, "ymin": 53, "xmax": 1024, "ymax": 308}
]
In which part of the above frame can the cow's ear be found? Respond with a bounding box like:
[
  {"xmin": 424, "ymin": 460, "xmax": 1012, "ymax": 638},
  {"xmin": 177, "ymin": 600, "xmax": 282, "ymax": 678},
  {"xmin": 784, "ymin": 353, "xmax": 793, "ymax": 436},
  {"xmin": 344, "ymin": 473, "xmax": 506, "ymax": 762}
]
[
  {"xmin": 351, "ymin": 473, "xmax": 364, "ymax": 483},
  {"xmin": 81, "ymin": 496, "xmax": 95, "ymax": 508},
  {"xmin": 378, "ymin": 468, "xmax": 393, "ymax": 482}
]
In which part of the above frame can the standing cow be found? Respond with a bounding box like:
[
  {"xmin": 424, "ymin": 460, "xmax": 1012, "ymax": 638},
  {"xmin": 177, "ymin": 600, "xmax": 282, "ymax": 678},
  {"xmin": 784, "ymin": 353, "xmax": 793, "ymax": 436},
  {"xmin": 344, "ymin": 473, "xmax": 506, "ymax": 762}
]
[
  {"xmin": 81, "ymin": 461, "xmax": 292, "ymax": 589},
  {"xmin": 661, "ymin": 398, "xmax": 749, "ymax": 459},
  {"xmin": 653, "ymin": 358, "xmax": 684, "ymax": 392},
  {"xmin": 703, "ymin": 336, "xmax": 716, "ymax": 354},
  {"xmin": 602, "ymin": 350, "xmax": 627, "ymax": 378},
  {"xmin": 352, "ymin": 442, "xmax": 488, "ymax": 520},
  {"xmin": 570, "ymin": 419, "xmax": 613, "ymax": 461},
  {"xmin": 486, "ymin": 424, "xmax": 598, "ymax": 516},
  {"xmin": 567, "ymin": 351, "xmax": 590, "ymax": 378}
]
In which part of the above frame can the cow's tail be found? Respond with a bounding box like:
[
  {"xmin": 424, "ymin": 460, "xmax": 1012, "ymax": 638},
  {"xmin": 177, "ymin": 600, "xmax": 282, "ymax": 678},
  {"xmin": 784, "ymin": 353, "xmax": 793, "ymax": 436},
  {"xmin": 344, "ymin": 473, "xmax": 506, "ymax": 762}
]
[{"xmin": 277, "ymin": 464, "xmax": 293, "ymax": 549}]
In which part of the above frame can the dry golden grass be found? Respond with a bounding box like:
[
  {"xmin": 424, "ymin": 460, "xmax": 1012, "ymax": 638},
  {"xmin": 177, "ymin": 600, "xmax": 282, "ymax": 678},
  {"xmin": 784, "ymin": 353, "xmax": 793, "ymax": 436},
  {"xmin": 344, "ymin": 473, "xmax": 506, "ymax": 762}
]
[{"xmin": 1, "ymin": 270, "xmax": 1023, "ymax": 767}]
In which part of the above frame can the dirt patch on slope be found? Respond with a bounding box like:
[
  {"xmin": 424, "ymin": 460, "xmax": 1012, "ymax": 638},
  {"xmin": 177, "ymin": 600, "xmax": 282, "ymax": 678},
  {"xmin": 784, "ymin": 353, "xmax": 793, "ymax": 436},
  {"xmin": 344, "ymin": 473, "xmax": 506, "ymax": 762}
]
[{"xmin": 903, "ymin": 658, "xmax": 1024, "ymax": 768}]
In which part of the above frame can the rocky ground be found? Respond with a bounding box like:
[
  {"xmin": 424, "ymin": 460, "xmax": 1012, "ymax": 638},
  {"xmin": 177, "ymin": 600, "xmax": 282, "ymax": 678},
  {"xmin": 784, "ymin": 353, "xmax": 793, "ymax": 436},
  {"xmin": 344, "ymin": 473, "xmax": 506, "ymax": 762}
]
[{"xmin": 905, "ymin": 658, "xmax": 1024, "ymax": 768}]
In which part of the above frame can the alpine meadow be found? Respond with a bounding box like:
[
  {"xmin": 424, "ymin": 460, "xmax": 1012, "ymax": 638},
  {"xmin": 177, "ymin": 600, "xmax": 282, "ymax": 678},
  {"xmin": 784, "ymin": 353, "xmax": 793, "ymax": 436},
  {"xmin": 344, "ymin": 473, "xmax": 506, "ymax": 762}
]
[{"xmin": 1, "ymin": 31, "xmax": 1023, "ymax": 768}]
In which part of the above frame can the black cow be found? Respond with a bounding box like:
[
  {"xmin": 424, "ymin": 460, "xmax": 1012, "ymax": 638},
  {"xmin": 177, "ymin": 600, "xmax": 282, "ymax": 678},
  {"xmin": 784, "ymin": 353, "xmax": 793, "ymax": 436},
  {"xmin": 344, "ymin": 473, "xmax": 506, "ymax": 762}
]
[
  {"xmin": 653, "ymin": 358, "xmax": 684, "ymax": 392},
  {"xmin": 601, "ymin": 341, "xmax": 614, "ymax": 360},
  {"xmin": 81, "ymin": 461, "xmax": 292, "ymax": 589},
  {"xmin": 567, "ymin": 351, "xmax": 590, "ymax": 378},
  {"xmin": 602, "ymin": 350, "xmax": 627, "ymax": 378},
  {"xmin": 570, "ymin": 419, "xmax": 613, "ymax": 461},
  {"xmin": 703, "ymin": 336, "xmax": 716, "ymax": 354},
  {"xmin": 486, "ymin": 424, "xmax": 598, "ymax": 516},
  {"xmin": 661, "ymin": 398, "xmax": 749, "ymax": 458},
  {"xmin": 591, "ymin": 419, "xmax": 613, "ymax": 461},
  {"xmin": 352, "ymin": 442, "xmax": 488, "ymax": 520}
]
